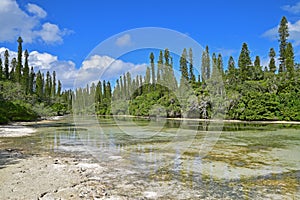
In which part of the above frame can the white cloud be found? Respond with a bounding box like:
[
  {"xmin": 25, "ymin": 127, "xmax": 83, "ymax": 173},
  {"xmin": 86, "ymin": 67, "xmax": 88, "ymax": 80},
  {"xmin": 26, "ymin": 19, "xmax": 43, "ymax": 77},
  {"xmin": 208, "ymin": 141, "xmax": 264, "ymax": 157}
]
[
  {"xmin": 0, "ymin": 47, "xmax": 147, "ymax": 89},
  {"xmin": 26, "ymin": 3, "xmax": 47, "ymax": 18},
  {"xmin": 0, "ymin": 0, "xmax": 70, "ymax": 44},
  {"xmin": 28, "ymin": 51, "xmax": 77, "ymax": 89},
  {"xmin": 115, "ymin": 34, "xmax": 132, "ymax": 47},
  {"xmin": 282, "ymin": 2, "xmax": 300, "ymax": 14},
  {"xmin": 35, "ymin": 23, "xmax": 69, "ymax": 44},
  {"xmin": 77, "ymin": 55, "xmax": 147, "ymax": 87},
  {"xmin": 262, "ymin": 20, "xmax": 300, "ymax": 46},
  {"xmin": 0, "ymin": 47, "xmax": 76, "ymax": 89}
]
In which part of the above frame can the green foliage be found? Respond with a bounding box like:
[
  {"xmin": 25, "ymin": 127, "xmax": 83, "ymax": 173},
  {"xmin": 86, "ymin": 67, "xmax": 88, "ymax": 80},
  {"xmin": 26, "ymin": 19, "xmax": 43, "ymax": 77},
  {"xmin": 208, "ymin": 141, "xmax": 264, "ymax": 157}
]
[
  {"xmin": 238, "ymin": 43, "xmax": 252, "ymax": 81},
  {"xmin": 0, "ymin": 100, "xmax": 38, "ymax": 123},
  {"xmin": 278, "ymin": 16, "xmax": 289, "ymax": 73},
  {"xmin": 0, "ymin": 37, "xmax": 70, "ymax": 124},
  {"xmin": 76, "ymin": 16, "xmax": 300, "ymax": 122},
  {"xmin": 268, "ymin": 48, "xmax": 276, "ymax": 73},
  {"xmin": 201, "ymin": 45, "xmax": 210, "ymax": 82}
]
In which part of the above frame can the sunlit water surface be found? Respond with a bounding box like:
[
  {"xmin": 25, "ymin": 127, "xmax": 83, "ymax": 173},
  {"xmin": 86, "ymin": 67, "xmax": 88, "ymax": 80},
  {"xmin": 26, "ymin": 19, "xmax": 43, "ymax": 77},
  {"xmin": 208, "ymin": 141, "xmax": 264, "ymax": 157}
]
[{"xmin": 1, "ymin": 116, "xmax": 300, "ymax": 199}]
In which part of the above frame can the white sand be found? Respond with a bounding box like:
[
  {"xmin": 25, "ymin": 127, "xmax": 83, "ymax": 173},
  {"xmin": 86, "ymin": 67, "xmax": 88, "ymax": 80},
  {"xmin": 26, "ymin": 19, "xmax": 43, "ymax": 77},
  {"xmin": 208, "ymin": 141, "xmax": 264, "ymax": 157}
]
[{"xmin": 0, "ymin": 125, "xmax": 36, "ymax": 137}]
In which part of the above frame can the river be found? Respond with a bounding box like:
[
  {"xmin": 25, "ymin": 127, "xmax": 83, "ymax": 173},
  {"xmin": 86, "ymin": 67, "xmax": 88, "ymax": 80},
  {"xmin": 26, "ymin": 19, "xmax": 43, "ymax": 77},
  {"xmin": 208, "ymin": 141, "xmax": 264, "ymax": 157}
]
[{"xmin": 0, "ymin": 116, "xmax": 299, "ymax": 199}]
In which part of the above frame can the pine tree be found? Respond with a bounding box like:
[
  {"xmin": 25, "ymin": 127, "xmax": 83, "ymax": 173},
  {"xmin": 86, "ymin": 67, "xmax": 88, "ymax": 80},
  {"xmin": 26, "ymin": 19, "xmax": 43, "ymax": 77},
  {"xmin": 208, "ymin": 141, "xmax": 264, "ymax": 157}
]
[
  {"xmin": 211, "ymin": 53, "xmax": 218, "ymax": 79},
  {"xmin": 188, "ymin": 48, "xmax": 195, "ymax": 83},
  {"xmin": 123, "ymin": 74, "xmax": 127, "ymax": 99},
  {"xmin": 201, "ymin": 45, "xmax": 210, "ymax": 83},
  {"xmin": 4, "ymin": 50, "xmax": 9, "ymax": 80},
  {"xmin": 135, "ymin": 75, "xmax": 140, "ymax": 95},
  {"xmin": 157, "ymin": 50, "xmax": 163, "ymax": 84},
  {"xmin": 36, "ymin": 71, "xmax": 43, "ymax": 100},
  {"xmin": 29, "ymin": 67, "xmax": 35, "ymax": 94},
  {"xmin": 57, "ymin": 80, "xmax": 62, "ymax": 97},
  {"xmin": 180, "ymin": 48, "xmax": 189, "ymax": 82},
  {"xmin": 106, "ymin": 81, "xmax": 112, "ymax": 99},
  {"xmin": 139, "ymin": 75, "xmax": 143, "ymax": 95},
  {"xmin": 126, "ymin": 71, "xmax": 131, "ymax": 98},
  {"xmin": 0, "ymin": 58, "xmax": 2, "ymax": 80},
  {"xmin": 103, "ymin": 80, "xmax": 107, "ymax": 99},
  {"xmin": 217, "ymin": 53, "xmax": 224, "ymax": 77},
  {"xmin": 150, "ymin": 52, "xmax": 155, "ymax": 86},
  {"xmin": 145, "ymin": 67, "xmax": 151, "ymax": 85},
  {"xmin": 10, "ymin": 58, "xmax": 17, "ymax": 81},
  {"xmin": 253, "ymin": 55, "xmax": 263, "ymax": 80},
  {"xmin": 285, "ymin": 42, "xmax": 295, "ymax": 77},
  {"xmin": 113, "ymin": 79, "xmax": 120, "ymax": 100},
  {"xmin": 95, "ymin": 81, "xmax": 102, "ymax": 102},
  {"xmin": 268, "ymin": 48, "xmax": 276, "ymax": 73},
  {"xmin": 278, "ymin": 16, "xmax": 289, "ymax": 73},
  {"xmin": 238, "ymin": 43, "xmax": 252, "ymax": 81},
  {"xmin": 52, "ymin": 71, "xmax": 56, "ymax": 97},
  {"xmin": 120, "ymin": 76, "xmax": 124, "ymax": 99},
  {"xmin": 45, "ymin": 71, "xmax": 51, "ymax": 99},
  {"xmin": 22, "ymin": 50, "xmax": 30, "ymax": 94},
  {"xmin": 15, "ymin": 36, "xmax": 23, "ymax": 83},
  {"xmin": 226, "ymin": 56, "xmax": 237, "ymax": 85}
]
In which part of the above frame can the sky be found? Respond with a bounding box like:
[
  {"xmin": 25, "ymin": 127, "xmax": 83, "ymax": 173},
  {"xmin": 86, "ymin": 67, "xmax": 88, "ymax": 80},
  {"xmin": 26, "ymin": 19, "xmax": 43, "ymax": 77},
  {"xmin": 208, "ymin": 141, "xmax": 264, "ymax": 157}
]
[{"xmin": 0, "ymin": 0, "xmax": 300, "ymax": 88}]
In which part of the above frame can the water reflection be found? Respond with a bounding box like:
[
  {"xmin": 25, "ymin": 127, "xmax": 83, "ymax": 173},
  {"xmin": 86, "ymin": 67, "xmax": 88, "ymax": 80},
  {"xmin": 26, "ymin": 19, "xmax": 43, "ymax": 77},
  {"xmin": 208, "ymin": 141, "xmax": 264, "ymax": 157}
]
[{"xmin": 31, "ymin": 117, "xmax": 300, "ymax": 198}]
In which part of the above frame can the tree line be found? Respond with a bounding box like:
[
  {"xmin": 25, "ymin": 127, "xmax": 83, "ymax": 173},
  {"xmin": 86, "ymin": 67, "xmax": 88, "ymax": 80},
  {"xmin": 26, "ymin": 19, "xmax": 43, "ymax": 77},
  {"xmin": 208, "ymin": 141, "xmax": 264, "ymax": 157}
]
[
  {"xmin": 0, "ymin": 37, "xmax": 72, "ymax": 123},
  {"xmin": 73, "ymin": 16, "xmax": 299, "ymax": 121}
]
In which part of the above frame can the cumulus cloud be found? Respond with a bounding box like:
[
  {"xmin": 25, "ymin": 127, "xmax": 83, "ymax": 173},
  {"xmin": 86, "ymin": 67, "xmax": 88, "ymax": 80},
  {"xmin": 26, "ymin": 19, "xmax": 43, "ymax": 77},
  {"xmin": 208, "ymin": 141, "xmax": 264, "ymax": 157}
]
[
  {"xmin": 26, "ymin": 3, "xmax": 47, "ymax": 18},
  {"xmin": 262, "ymin": 20, "xmax": 300, "ymax": 46},
  {"xmin": 282, "ymin": 2, "xmax": 300, "ymax": 14},
  {"xmin": 0, "ymin": 47, "xmax": 77, "ymax": 89},
  {"xmin": 35, "ymin": 23, "xmax": 70, "ymax": 44},
  {"xmin": 115, "ymin": 34, "xmax": 132, "ymax": 47},
  {"xmin": 0, "ymin": 0, "xmax": 70, "ymax": 44},
  {"xmin": 77, "ymin": 55, "xmax": 147, "ymax": 87},
  {"xmin": 0, "ymin": 47, "xmax": 147, "ymax": 89}
]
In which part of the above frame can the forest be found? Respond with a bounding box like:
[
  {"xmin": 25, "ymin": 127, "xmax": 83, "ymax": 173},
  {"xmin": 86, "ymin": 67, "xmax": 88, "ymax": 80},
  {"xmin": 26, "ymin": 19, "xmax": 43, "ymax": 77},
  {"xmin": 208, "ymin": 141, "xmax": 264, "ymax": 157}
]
[
  {"xmin": 73, "ymin": 16, "xmax": 300, "ymax": 121},
  {"xmin": 0, "ymin": 36, "xmax": 72, "ymax": 124},
  {"xmin": 1, "ymin": 16, "xmax": 299, "ymax": 124}
]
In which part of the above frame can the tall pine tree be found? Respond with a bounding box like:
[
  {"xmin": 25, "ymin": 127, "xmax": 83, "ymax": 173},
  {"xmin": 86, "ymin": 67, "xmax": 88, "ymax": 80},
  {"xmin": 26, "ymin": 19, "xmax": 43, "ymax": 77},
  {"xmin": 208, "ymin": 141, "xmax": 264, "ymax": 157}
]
[
  {"xmin": 285, "ymin": 42, "xmax": 295, "ymax": 77},
  {"xmin": 10, "ymin": 58, "xmax": 17, "ymax": 81},
  {"xmin": 201, "ymin": 45, "xmax": 210, "ymax": 83},
  {"xmin": 180, "ymin": 48, "xmax": 189, "ymax": 82},
  {"xmin": 150, "ymin": 52, "xmax": 155, "ymax": 87},
  {"xmin": 268, "ymin": 48, "xmax": 276, "ymax": 73},
  {"xmin": 52, "ymin": 71, "xmax": 56, "ymax": 97},
  {"xmin": 22, "ymin": 50, "xmax": 30, "ymax": 94},
  {"xmin": 36, "ymin": 71, "xmax": 43, "ymax": 100},
  {"xmin": 0, "ymin": 58, "xmax": 2, "ymax": 80},
  {"xmin": 4, "ymin": 50, "xmax": 9, "ymax": 80},
  {"xmin": 238, "ymin": 43, "xmax": 252, "ymax": 81},
  {"xmin": 16, "ymin": 36, "xmax": 23, "ymax": 83},
  {"xmin": 278, "ymin": 16, "xmax": 289, "ymax": 73},
  {"xmin": 188, "ymin": 48, "xmax": 195, "ymax": 83}
]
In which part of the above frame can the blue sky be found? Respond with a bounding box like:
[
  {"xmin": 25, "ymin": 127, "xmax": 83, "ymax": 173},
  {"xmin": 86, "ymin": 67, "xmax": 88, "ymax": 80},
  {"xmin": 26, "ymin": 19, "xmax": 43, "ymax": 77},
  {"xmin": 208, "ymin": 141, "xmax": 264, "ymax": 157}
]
[{"xmin": 0, "ymin": 0, "xmax": 300, "ymax": 88}]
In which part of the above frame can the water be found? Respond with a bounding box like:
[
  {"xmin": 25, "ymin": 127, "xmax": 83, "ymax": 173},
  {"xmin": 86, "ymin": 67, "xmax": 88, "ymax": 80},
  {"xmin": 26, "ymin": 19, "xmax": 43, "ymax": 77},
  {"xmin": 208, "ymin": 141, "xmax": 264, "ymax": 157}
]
[{"xmin": 1, "ymin": 116, "xmax": 300, "ymax": 199}]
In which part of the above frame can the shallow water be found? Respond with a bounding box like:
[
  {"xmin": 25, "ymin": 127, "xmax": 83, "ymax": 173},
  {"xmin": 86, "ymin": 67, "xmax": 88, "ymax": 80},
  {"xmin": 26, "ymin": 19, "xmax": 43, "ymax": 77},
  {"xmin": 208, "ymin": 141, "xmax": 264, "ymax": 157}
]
[{"xmin": 1, "ymin": 116, "xmax": 300, "ymax": 199}]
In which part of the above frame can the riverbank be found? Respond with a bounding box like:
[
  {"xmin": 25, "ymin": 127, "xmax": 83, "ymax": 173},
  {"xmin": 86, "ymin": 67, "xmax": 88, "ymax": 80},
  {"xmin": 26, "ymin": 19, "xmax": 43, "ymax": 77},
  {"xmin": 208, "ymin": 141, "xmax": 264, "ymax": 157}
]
[
  {"xmin": 0, "ymin": 116, "xmax": 67, "ymax": 138},
  {"xmin": 105, "ymin": 114, "xmax": 300, "ymax": 124},
  {"xmin": 0, "ymin": 116, "xmax": 299, "ymax": 199},
  {"xmin": 0, "ymin": 151, "xmax": 108, "ymax": 199}
]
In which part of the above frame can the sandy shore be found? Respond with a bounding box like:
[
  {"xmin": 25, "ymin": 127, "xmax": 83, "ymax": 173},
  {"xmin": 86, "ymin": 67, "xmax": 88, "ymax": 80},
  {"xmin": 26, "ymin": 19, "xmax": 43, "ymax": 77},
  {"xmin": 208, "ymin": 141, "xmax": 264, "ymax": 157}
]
[
  {"xmin": 0, "ymin": 152, "xmax": 108, "ymax": 199},
  {"xmin": 0, "ymin": 116, "xmax": 68, "ymax": 138},
  {"xmin": 0, "ymin": 125, "xmax": 36, "ymax": 137}
]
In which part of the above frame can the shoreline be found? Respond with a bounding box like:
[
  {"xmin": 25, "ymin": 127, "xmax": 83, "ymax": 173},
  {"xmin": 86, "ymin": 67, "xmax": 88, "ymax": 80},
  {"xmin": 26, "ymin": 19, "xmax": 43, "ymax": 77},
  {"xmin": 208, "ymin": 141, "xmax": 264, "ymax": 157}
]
[
  {"xmin": 100, "ymin": 114, "xmax": 300, "ymax": 125},
  {"xmin": 0, "ymin": 115, "xmax": 67, "ymax": 138},
  {"xmin": 1, "ymin": 114, "xmax": 299, "ymax": 138}
]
